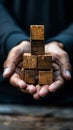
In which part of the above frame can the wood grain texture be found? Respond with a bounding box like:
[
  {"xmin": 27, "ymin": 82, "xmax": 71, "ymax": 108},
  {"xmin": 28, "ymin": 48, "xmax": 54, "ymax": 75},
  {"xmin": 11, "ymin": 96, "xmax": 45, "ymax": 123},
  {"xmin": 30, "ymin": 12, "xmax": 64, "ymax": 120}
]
[
  {"xmin": 37, "ymin": 54, "xmax": 52, "ymax": 70},
  {"xmin": 23, "ymin": 53, "xmax": 37, "ymax": 69},
  {"xmin": 30, "ymin": 25, "xmax": 44, "ymax": 40},
  {"xmin": 30, "ymin": 25, "xmax": 44, "ymax": 55},
  {"xmin": 22, "ymin": 25, "xmax": 53, "ymax": 85},
  {"xmin": 0, "ymin": 106, "xmax": 73, "ymax": 130},
  {"xmin": 38, "ymin": 70, "xmax": 53, "ymax": 85},
  {"xmin": 24, "ymin": 69, "xmax": 36, "ymax": 84},
  {"xmin": 31, "ymin": 40, "xmax": 44, "ymax": 55}
]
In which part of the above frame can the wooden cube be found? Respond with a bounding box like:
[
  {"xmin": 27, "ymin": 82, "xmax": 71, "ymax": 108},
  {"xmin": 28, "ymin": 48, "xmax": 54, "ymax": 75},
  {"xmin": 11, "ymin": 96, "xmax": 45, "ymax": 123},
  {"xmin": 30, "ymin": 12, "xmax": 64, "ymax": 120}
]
[
  {"xmin": 38, "ymin": 54, "xmax": 52, "ymax": 70},
  {"xmin": 31, "ymin": 40, "xmax": 44, "ymax": 55},
  {"xmin": 38, "ymin": 70, "xmax": 53, "ymax": 85},
  {"xmin": 30, "ymin": 25, "xmax": 44, "ymax": 40},
  {"xmin": 24, "ymin": 69, "xmax": 36, "ymax": 84},
  {"xmin": 23, "ymin": 53, "xmax": 37, "ymax": 69}
]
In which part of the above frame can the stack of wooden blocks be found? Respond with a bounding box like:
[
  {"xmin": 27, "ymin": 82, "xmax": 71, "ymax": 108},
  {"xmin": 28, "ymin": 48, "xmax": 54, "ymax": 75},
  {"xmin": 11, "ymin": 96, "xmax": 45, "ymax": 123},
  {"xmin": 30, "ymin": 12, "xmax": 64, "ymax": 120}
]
[{"xmin": 22, "ymin": 25, "xmax": 53, "ymax": 85}]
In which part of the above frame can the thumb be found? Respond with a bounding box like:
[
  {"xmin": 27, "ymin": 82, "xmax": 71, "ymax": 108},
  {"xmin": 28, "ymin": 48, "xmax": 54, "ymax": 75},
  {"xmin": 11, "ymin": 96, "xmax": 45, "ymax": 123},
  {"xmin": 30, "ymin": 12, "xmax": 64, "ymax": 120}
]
[
  {"xmin": 57, "ymin": 52, "xmax": 72, "ymax": 80},
  {"xmin": 3, "ymin": 62, "xmax": 16, "ymax": 78},
  {"xmin": 3, "ymin": 47, "xmax": 22, "ymax": 78}
]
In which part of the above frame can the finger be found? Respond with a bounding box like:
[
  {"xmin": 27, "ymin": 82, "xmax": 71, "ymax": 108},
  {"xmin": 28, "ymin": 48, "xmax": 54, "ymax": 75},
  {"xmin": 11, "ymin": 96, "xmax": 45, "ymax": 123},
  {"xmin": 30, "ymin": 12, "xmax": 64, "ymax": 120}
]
[
  {"xmin": 50, "ymin": 63, "xmax": 64, "ymax": 92},
  {"xmin": 33, "ymin": 85, "xmax": 49, "ymax": 99},
  {"xmin": 20, "ymin": 85, "xmax": 36, "ymax": 94},
  {"xmin": 26, "ymin": 84, "xmax": 37, "ymax": 94},
  {"xmin": 33, "ymin": 93, "xmax": 40, "ymax": 100},
  {"xmin": 10, "ymin": 73, "xmax": 27, "ymax": 89},
  {"xmin": 33, "ymin": 84, "xmax": 41, "ymax": 100},
  {"xmin": 52, "ymin": 63, "xmax": 61, "ymax": 81},
  {"xmin": 14, "ymin": 67, "xmax": 36, "ymax": 94},
  {"xmin": 39, "ymin": 85, "xmax": 49, "ymax": 97},
  {"xmin": 3, "ymin": 62, "xmax": 16, "ymax": 78},
  {"xmin": 3, "ymin": 47, "xmax": 22, "ymax": 78},
  {"xmin": 49, "ymin": 77, "xmax": 64, "ymax": 92},
  {"xmin": 52, "ymin": 63, "xmax": 60, "ymax": 72},
  {"xmin": 56, "ymin": 52, "xmax": 72, "ymax": 80}
]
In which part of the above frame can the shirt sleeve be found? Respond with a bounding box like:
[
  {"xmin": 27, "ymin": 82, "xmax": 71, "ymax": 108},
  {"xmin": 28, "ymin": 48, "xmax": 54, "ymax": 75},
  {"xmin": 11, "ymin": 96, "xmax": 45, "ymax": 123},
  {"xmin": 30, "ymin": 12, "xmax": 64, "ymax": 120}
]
[
  {"xmin": 0, "ymin": 3, "xmax": 30, "ymax": 57},
  {"xmin": 46, "ymin": 24, "xmax": 73, "ymax": 53}
]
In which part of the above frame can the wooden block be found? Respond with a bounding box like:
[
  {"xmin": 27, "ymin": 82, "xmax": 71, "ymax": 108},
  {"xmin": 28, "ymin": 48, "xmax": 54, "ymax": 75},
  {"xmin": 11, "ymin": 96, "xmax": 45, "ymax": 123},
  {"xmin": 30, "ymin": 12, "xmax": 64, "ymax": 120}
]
[
  {"xmin": 38, "ymin": 54, "xmax": 52, "ymax": 70},
  {"xmin": 24, "ymin": 69, "xmax": 36, "ymax": 84},
  {"xmin": 38, "ymin": 70, "xmax": 53, "ymax": 85},
  {"xmin": 30, "ymin": 25, "xmax": 45, "ymax": 55},
  {"xmin": 31, "ymin": 40, "xmax": 44, "ymax": 55},
  {"xmin": 23, "ymin": 53, "xmax": 37, "ymax": 69},
  {"xmin": 30, "ymin": 25, "xmax": 44, "ymax": 40}
]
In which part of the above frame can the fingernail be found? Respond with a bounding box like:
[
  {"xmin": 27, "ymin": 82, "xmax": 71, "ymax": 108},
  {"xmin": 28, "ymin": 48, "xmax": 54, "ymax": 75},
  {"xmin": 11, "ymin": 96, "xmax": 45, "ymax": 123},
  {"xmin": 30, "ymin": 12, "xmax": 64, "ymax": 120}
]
[
  {"xmin": 3, "ymin": 68, "xmax": 10, "ymax": 77},
  {"xmin": 65, "ymin": 70, "xmax": 71, "ymax": 78}
]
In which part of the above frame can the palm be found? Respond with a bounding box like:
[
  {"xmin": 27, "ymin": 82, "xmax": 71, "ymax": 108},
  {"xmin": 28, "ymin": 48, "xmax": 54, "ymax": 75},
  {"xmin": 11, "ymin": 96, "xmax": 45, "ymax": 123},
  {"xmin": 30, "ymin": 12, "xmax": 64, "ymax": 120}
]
[{"xmin": 8, "ymin": 58, "xmax": 64, "ymax": 99}]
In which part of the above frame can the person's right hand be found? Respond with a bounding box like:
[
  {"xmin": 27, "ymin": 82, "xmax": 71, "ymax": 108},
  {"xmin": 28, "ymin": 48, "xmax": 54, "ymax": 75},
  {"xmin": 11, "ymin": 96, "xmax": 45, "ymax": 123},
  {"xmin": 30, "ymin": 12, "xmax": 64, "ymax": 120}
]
[{"xmin": 3, "ymin": 41, "xmax": 37, "ymax": 95}]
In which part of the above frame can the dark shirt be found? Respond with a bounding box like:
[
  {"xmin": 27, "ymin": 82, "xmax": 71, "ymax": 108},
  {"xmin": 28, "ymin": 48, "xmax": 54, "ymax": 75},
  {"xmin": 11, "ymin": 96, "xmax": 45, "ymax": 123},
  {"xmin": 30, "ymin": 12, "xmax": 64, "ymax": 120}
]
[
  {"xmin": 0, "ymin": 0, "xmax": 73, "ymax": 57},
  {"xmin": 0, "ymin": 0, "xmax": 73, "ymax": 105}
]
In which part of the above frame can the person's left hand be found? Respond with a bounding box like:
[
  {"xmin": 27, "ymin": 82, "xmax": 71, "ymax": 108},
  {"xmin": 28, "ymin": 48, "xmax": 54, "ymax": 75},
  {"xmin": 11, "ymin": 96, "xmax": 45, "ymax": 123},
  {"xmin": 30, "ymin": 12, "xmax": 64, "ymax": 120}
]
[
  {"xmin": 33, "ymin": 41, "xmax": 72, "ymax": 99},
  {"xmin": 33, "ymin": 62, "xmax": 64, "ymax": 99}
]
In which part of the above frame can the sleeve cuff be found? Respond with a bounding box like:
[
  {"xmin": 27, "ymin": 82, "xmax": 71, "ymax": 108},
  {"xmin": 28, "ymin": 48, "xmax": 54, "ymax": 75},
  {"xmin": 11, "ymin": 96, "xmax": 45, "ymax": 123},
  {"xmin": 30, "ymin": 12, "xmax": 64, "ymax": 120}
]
[
  {"xmin": 46, "ymin": 33, "xmax": 73, "ymax": 53},
  {"xmin": 5, "ymin": 33, "xmax": 30, "ymax": 54}
]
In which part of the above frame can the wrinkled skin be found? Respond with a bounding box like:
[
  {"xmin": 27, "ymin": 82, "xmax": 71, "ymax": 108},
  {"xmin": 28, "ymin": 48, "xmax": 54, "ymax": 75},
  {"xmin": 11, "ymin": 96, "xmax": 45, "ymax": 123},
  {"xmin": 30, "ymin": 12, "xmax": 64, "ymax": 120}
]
[{"xmin": 3, "ymin": 41, "xmax": 72, "ymax": 99}]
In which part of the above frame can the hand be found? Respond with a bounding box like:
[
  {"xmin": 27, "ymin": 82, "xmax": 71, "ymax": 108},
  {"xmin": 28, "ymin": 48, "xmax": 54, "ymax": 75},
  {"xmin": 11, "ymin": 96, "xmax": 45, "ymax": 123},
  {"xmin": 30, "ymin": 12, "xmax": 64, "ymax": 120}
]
[
  {"xmin": 33, "ymin": 41, "xmax": 72, "ymax": 100},
  {"xmin": 3, "ymin": 41, "xmax": 72, "ymax": 99},
  {"xmin": 45, "ymin": 41, "xmax": 72, "ymax": 80},
  {"xmin": 4, "ymin": 57, "xmax": 64, "ymax": 99},
  {"xmin": 3, "ymin": 41, "xmax": 37, "ymax": 94},
  {"xmin": 33, "ymin": 63, "xmax": 64, "ymax": 99}
]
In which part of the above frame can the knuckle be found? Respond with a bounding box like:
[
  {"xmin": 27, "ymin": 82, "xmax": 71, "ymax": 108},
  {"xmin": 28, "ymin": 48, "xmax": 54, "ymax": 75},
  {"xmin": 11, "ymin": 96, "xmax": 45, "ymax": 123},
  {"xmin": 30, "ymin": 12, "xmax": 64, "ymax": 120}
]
[
  {"xmin": 11, "ymin": 46, "xmax": 19, "ymax": 53},
  {"xmin": 60, "ymin": 51, "xmax": 67, "ymax": 57},
  {"xmin": 63, "ymin": 51, "xmax": 68, "ymax": 57},
  {"xmin": 56, "ymin": 51, "xmax": 68, "ymax": 62},
  {"xmin": 10, "ymin": 45, "xmax": 20, "ymax": 54}
]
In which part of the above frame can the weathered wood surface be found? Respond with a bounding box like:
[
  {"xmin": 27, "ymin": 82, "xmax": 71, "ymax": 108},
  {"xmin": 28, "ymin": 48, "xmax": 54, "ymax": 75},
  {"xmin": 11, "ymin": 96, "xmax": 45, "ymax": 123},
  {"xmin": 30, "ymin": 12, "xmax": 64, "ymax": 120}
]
[
  {"xmin": 38, "ymin": 70, "xmax": 53, "ymax": 85},
  {"xmin": 23, "ymin": 53, "xmax": 37, "ymax": 69},
  {"xmin": 30, "ymin": 25, "xmax": 44, "ymax": 40},
  {"xmin": 0, "ymin": 105, "xmax": 73, "ymax": 130},
  {"xmin": 30, "ymin": 25, "xmax": 44, "ymax": 55},
  {"xmin": 0, "ymin": 115, "xmax": 73, "ymax": 130},
  {"xmin": 31, "ymin": 40, "xmax": 44, "ymax": 55},
  {"xmin": 24, "ymin": 69, "xmax": 36, "ymax": 84},
  {"xmin": 37, "ymin": 54, "xmax": 52, "ymax": 70},
  {"xmin": 22, "ymin": 25, "xmax": 53, "ymax": 85}
]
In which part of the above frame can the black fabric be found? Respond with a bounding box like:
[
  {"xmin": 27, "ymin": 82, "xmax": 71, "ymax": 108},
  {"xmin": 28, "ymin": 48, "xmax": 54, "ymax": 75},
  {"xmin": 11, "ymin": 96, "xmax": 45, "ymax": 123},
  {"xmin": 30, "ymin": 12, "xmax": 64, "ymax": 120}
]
[
  {"xmin": 0, "ymin": 0, "xmax": 73, "ymax": 105},
  {"xmin": 0, "ymin": 0, "xmax": 73, "ymax": 55}
]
